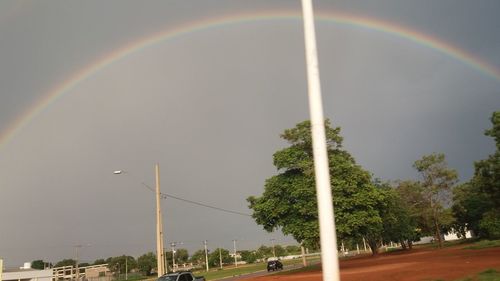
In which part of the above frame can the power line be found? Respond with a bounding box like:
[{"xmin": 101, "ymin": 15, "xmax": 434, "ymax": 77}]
[{"xmin": 139, "ymin": 182, "xmax": 251, "ymax": 217}]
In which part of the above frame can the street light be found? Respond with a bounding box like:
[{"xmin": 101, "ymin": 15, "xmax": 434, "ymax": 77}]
[
  {"xmin": 74, "ymin": 244, "xmax": 91, "ymax": 281},
  {"xmin": 169, "ymin": 241, "xmax": 183, "ymax": 272},
  {"xmin": 113, "ymin": 165, "xmax": 165, "ymax": 277}
]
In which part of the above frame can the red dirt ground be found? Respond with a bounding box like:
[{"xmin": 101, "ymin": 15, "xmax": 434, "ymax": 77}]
[{"xmin": 241, "ymin": 245, "xmax": 500, "ymax": 281}]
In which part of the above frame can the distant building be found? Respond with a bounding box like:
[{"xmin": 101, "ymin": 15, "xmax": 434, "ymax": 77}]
[{"xmin": 1, "ymin": 268, "xmax": 53, "ymax": 281}]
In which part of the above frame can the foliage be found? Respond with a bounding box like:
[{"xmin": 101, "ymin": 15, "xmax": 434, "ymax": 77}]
[
  {"xmin": 208, "ymin": 248, "xmax": 231, "ymax": 267},
  {"xmin": 412, "ymin": 153, "xmax": 458, "ymax": 247},
  {"xmin": 256, "ymin": 245, "xmax": 272, "ymax": 259},
  {"xmin": 137, "ymin": 252, "xmax": 156, "ymax": 276},
  {"xmin": 190, "ymin": 249, "xmax": 207, "ymax": 265},
  {"xmin": 55, "ymin": 259, "xmax": 76, "ymax": 267},
  {"xmin": 107, "ymin": 255, "xmax": 137, "ymax": 274},
  {"xmin": 452, "ymin": 111, "xmax": 500, "ymax": 239},
  {"xmin": 452, "ymin": 183, "xmax": 493, "ymax": 237},
  {"xmin": 93, "ymin": 259, "xmax": 106, "ymax": 265},
  {"xmin": 239, "ymin": 250, "xmax": 258, "ymax": 264},
  {"xmin": 165, "ymin": 248, "xmax": 189, "ymax": 267},
  {"xmin": 464, "ymin": 239, "xmax": 500, "ymax": 249},
  {"xmin": 376, "ymin": 181, "xmax": 419, "ymax": 249},
  {"xmin": 477, "ymin": 112, "xmax": 500, "ymax": 206},
  {"xmin": 248, "ymin": 120, "xmax": 385, "ymax": 255},
  {"xmin": 274, "ymin": 245, "xmax": 287, "ymax": 257},
  {"xmin": 285, "ymin": 245, "xmax": 301, "ymax": 255},
  {"xmin": 31, "ymin": 260, "xmax": 48, "ymax": 270},
  {"xmin": 479, "ymin": 211, "xmax": 500, "ymax": 239}
]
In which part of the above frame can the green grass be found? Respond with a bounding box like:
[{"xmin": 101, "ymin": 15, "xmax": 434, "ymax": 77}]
[
  {"xmin": 191, "ymin": 256, "xmax": 320, "ymax": 280},
  {"xmin": 114, "ymin": 273, "xmax": 151, "ymax": 281},
  {"xmin": 477, "ymin": 269, "xmax": 500, "ymax": 281},
  {"xmin": 464, "ymin": 239, "xmax": 500, "ymax": 250},
  {"xmin": 417, "ymin": 238, "xmax": 477, "ymax": 249},
  {"xmin": 193, "ymin": 263, "xmax": 267, "ymax": 280},
  {"xmin": 454, "ymin": 269, "xmax": 500, "ymax": 281}
]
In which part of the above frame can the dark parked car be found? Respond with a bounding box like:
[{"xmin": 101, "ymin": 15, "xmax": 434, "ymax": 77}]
[
  {"xmin": 157, "ymin": 271, "xmax": 205, "ymax": 281},
  {"xmin": 267, "ymin": 260, "xmax": 283, "ymax": 272}
]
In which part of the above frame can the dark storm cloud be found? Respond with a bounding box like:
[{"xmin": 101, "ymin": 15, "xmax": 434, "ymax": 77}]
[{"xmin": 0, "ymin": 0, "xmax": 498, "ymax": 266}]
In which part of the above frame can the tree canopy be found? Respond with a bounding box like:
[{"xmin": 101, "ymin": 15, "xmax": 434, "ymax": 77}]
[
  {"xmin": 137, "ymin": 252, "xmax": 156, "ymax": 276},
  {"xmin": 248, "ymin": 120, "xmax": 385, "ymax": 254},
  {"xmin": 452, "ymin": 111, "xmax": 500, "ymax": 239},
  {"xmin": 55, "ymin": 259, "xmax": 76, "ymax": 267}
]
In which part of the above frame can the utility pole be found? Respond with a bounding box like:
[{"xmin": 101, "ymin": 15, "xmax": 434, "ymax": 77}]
[
  {"xmin": 203, "ymin": 241, "xmax": 209, "ymax": 272},
  {"xmin": 301, "ymin": 0, "xmax": 340, "ymax": 280},
  {"xmin": 219, "ymin": 248, "xmax": 223, "ymax": 269},
  {"xmin": 74, "ymin": 245, "xmax": 81, "ymax": 281},
  {"xmin": 1, "ymin": 258, "xmax": 4, "ymax": 281},
  {"xmin": 125, "ymin": 256, "xmax": 128, "ymax": 280},
  {"xmin": 170, "ymin": 243, "xmax": 176, "ymax": 272},
  {"xmin": 232, "ymin": 240, "xmax": 238, "ymax": 268},
  {"xmin": 270, "ymin": 239, "xmax": 276, "ymax": 258},
  {"xmin": 156, "ymin": 164, "xmax": 165, "ymax": 277}
]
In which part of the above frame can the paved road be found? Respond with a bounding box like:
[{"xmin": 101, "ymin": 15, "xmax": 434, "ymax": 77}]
[{"xmin": 217, "ymin": 262, "xmax": 310, "ymax": 281}]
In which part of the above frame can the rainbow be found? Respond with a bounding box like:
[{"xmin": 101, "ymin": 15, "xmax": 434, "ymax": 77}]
[{"xmin": 1, "ymin": 10, "xmax": 499, "ymax": 148}]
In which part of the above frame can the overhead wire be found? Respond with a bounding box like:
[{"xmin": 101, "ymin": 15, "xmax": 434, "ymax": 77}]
[{"xmin": 139, "ymin": 182, "xmax": 252, "ymax": 217}]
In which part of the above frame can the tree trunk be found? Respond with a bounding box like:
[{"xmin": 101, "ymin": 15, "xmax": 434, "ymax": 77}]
[
  {"xmin": 367, "ymin": 239, "xmax": 379, "ymax": 256},
  {"xmin": 408, "ymin": 241, "xmax": 413, "ymax": 250},
  {"xmin": 434, "ymin": 218, "xmax": 443, "ymax": 248},
  {"xmin": 400, "ymin": 240, "xmax": 407, "ymax": 250}
]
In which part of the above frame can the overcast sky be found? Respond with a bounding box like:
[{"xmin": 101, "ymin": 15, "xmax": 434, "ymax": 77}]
[{"xmin": 0, "ymin": 0, "xmax": 499, "ymax": 267}]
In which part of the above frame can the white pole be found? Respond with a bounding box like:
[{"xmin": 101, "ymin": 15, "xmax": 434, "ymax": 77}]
[
  {"xmin": 233, "ymin": 240, "xmax": 238, "ymax": 268},
  {"xmin": 219, "ymin": 248, "xmax": 223, "ymax": 269},
  {"xmin": 204, "ymin": 241, "xmax": 209, "ymax": 272},
  {"xmin": 75, "ymin": 245, "xmax": 80, "ymax": 281},
  {"xmin": 1, "ymin": 259, "xmax": 4, "ymax": 281},
  {"xmin": 172, "ymin": 243, "xmax": 176, "ymax": 272},
  {"xmin": 301, "ymin": 1, "xmax": 340, "ymax": 280}
]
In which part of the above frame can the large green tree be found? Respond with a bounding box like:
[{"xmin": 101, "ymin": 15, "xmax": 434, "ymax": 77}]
[
  {"xmin": 137, "ymin": 252, "xmax": 156, "ymax": 276},
  {"xmin": 189, "ymin": 250, "xmax": 206, "ymax": 266},
  {"xmin": 208, "ymin": 248, "xmax": 231, "ymax": 267},
  {"xmin": 107, "ymin": 255, "xmax": 137, "ymax": 274},
  {"xmin": 31, "ymin": 260, "xmax": 49, "ymax": 270},
  {"xmin": 376, "ymin": 181, "xmax": 419, "ymax": 250},
  {"xmin": 165, "ymin": 248, "xmax": 189, "ymax": 269},
  {"xmin": 413, "ymin": 153, "xmax": 458, "ymax": 247},
  {"xmin": 239, "ymin": 250, "xmax": 258, "ymax": 264},
  {"xmin": 247, "ymin": 120, "xmax": 385, "ymax": 255},
  {"xmin": 453, "ymin": 112, "xmax": 500, "ymax": 239},
  {"xmin": 476, "ymin": 111, "xmax": 500, "ymax": 206}
]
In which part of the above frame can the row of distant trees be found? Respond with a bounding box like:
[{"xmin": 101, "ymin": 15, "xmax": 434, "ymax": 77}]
[
  {"xmin": 248, "ymin": 112, "xmax": 500, "ymax": 255},
  {"xmin": 31, "ymin": 244, "xmax": 303, "ymax": 274}
]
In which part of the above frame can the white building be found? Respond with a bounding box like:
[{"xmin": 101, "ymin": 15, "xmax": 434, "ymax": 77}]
[{"xmin": 1, "ymin": 269, "xmax": 53, "ymax": 281}]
